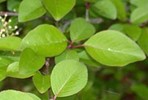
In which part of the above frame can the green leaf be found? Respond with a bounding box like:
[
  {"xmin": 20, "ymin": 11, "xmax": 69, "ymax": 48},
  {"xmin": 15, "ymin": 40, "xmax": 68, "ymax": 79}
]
[
  {"xmin": 91, "ymin": 0, "xmax": 117, "ymax": 19},
  {"xmin": 130, "ymin": 5, "xmax": 148, "ymax": 24},
  {"xmin": 18, "ymin": 0, "xmax": 46, "ymax": 22},
  {"xmin": 33, "ymin": 72, "xmax": 50, "ymax": 94},
  {"xmin": 110, "ymin": 0, "xmax": 127, "ymax": 21},
  {"xmin": 138, "ymin": 28, "xmax": 148, "ymax": 56},
  {"xmin": 130, "ymin": 0, "xmax": 148, "ymax": 7},
  {"xmin": 51, "ymin": 60, "xmax": 88, "ymax": 97},
  {"xmin": 7, "ymin": 0, "xmax": 21, "ymax": 11},
  {"xmin": 0, "ymin": 36, "xmax": 21, "ymax": 51},
  {"xmin": 55, "ymin": 50, "xmax": 79, "ymax": 64},
  {"xmin": 78, "ymin": 51, "xmax": 100, "ymax": 67},
  {"xmin": 131, "ymin": 84, "xmax": 148, "ymax": 100},
  {"xmin": 84, "ymin": 30, "xmax": 146, "ymax": 66},
  {"xmin": 0, "ymin": 90, "xmax": 41, "ymax": 100},
  {"xmin": 109, "ymin": 24, "xmax": 142, "ymax": 41},
  {"xmin": 123, "ymin": 24, "xmax": 141, "ymax": 41},
  {"xmin": 42, "ymin": 0, "xmax": 76, "ymax": 21},
  {"xmin": 70, "ymin": 18, "xmax": 95, "ymax": 42},
  {"xmin": 0, "ymin": 0, "xmax": 5, "ymax": 3},
  {"xmin": 19, "ymin": 48, "xmax": 45, "ymax": 77},
  {"xmin": 21, "ymin": 24, "xmax": 67, "ymax": 57},
  {"xmin": 0, "ymin": 57, "xmax": 14, "ymax": 81}
]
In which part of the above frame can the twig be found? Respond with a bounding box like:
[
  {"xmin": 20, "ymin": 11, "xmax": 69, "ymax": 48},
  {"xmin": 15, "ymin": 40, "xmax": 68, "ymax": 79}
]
[{"xmin": 0, "ymin": 11, "xmax": 18, "ymax": 16}]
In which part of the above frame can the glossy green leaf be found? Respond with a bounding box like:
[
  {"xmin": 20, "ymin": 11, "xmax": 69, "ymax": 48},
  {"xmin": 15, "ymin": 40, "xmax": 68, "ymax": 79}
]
[
  {"xmin": 131, "ymin": 84, "xmax": 148, "ymax": 100},
  {"xmin": 110, "ymin": 0, "xmax": 127, "ymax": 21},
  {"xmin": 91, "ymin": 0, "xmax": 117, "ymax": 19},
  {"xmin": 130, "ymin": 0, "xmax": 148, "ymax": 7},
  {"xmin": 21, "ymin": 24, "xmax": 67, "ymax": 57},
  {"xmin": 130, "ymin": 5, "xmax": 148, "ymax": 24},
  {"xmin": 70, "ymin": 18, "xmax": 95, "ymax": 42},
  {"xmin": 0, "ymin": 90, "xmax": 41, "ymax": 100},
  {"xmin": 0, "ymin": 36, "xmax": 21, "ymax": 51},
  {"xmin": 42, "ymin": 0, "xmax": 76, "ymax": 21},
  {"xmin": 84, "ymin": 30, "xmax": 146, "ymax": 66},
  {"xmin": 138, "ymin": 28, "xmax": 148, "ymax": 56},
  {"xmin": 33, "ymin": 72, "xmax": 50, "ymax": 94},
  {"xmin": 51, "ymin": 60, "xmax": 88, "ymax": 97},
  {"xmin": 19, "ymin": 48, "xmax": 45, "ymax": 76},
  {"xmin": 55, "ymin": 50, "xmax": 79, "ymax": 64},
  {"xmin": 19, "ymin": 0, "xmax": 46, "ymax": 22}
]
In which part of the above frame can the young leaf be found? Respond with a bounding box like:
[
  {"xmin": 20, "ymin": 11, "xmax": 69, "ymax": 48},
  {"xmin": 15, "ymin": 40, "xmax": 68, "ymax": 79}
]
[
  {"xmin": 70, "ymin": 18, "xmax": 95, "ymax": 42},
  {"xmin": 21, "ymin": 24, "xmax": 67, "ymax": 57},
  {"xmin": 0, "ymin": 36, "xmax": 21, "ymax": 51},
  {"xmin": 42, "ymin": 0, "xmax": 76, "ymax": 21},
  {"xmin": 91, "ymin": 0, "xmax": 117, "ymax": 19},
  {"xmin": 130, "ymin": 5, "xmax": 148, "ymax": 24},
  {"xmin": 51, "ymin": 60, "xmax": 88, "ymax": 97},
  {"xmin": 55, "ymin": 50, "xmax": 79, "ymax": 64},
  {"xmin": 19, "ymin": 0, "xmax": 46, "ymax": 22},
  {"xmin": 33, "ymin": 72, "xmax": 50, "ymax": 94},
  {"xmin": 131, "ymin": 84, "xmax": 148, "ymax": 100},
  {"xmin": 84, "ymin": 30, "xmax": 146, "ymax": 66},
  {"xmin": 19, "ymin": 48, "xmax": 45, "ymax": 76},
  {"xmin": 138, "ymin": 28, "xmax": 148, "ymax": 56},
  {"xmin": 0, "ymin": 90, "xmax": 41, "ymax": 100}
]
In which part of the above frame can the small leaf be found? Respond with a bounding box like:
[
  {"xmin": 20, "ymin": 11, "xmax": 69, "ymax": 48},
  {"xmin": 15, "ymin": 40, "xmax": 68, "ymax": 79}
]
[
  {"xmin": 138, "ymin": 28, "xmax": 148, "ymax": 56},
  {"xmin": 42, "ymin": 0, "xmax": 76, "ymax": 21},
  {"xmin": 21, "ymin": 24, "xmax": 67, "ymax": 57},
  {"xmin": 131, "ymin": 84, "xmax": 148, "ymax": 100},
  {"xmin": 19, "ymin": 48, "xmax": 45, "ymax": 76},
  {"xmin": 33, "ymin": 72, "xmax": 50, "ymax": 94},
  {"xmin": 0, "ymin": 57, "xmax": 14, "ymax": 81},
  {"xmin": 123, "ymin": 24, "xmax": 141, "ymax": 41},
  {"xmin": 84, "ymin": 30, "xmax": 146, "ymax": 66},
  {"xmin": 0, "ymin": 36, "xmax": 21, "ymax": 51},
  {"xmin": 130, "ymin": 0, "xmax": 148, "ymax": 7},
  {"xmin": 0, "ymin": 90, "xmax": 41, "ymax": 100},
  {"xmin": 110, "ymin": 0, "xmax": 127, "ymax": 21},
  {"xmin": 51, "ymin": 60, "xmax": 88, "ymax": 97},
  {"xmin": 19, "ymin": 0, "xmax": 46, "ymax": 22},
  {"xmin": 70, "ymin": 18, "xmax": 95, "ymax": 42},
  {"xmin": 78, "ymin": 51, "xmax": 100, "ymax": 67},
  {"xmin": 130, "ymin": 5, "xmax": 148, "ymax": 24},
  {"xmin": 91, "ymin": 0, "xmax": 117, "ymax": 19},
  {"xmin": 55, "ymin": 50, "xmax": 79, "ymax": 64}
]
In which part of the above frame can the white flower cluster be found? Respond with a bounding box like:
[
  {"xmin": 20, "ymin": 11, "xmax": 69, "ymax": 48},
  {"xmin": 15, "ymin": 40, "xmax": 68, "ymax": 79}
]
[{"xmin": 0, "ymin": 14, "xmax": 19, "ymax": 38}]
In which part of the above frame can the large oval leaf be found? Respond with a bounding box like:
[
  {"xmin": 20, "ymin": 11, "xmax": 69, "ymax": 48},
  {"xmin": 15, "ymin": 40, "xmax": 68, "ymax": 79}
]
[
  {"xmin": 19, "ymin": 0, "xmax": 46, "ymax": 22},
  {"xmin": 0, "ymin": 36, "xmax": 21, "ymax": 51},
  {"xmin": 33, "ymin": 72, "xmax": 50, "ymax": 94},
  {"xmin": 84, "ymin": 30, "xmax": 146, "ymax": 66},
  {"xmin": 42, "ymin": 0, "xmax": 76, "ymax": 21},
  {"xmin": 51, "ymin": 60, "xmax": 88, "ymax": 97},
  {"xmin": 0, "ymin": 90, "xmax": 41, "ymax": 100},
  {"xmin": 21, "ymin": 24, "xmax": 67, "ymax": 57},
  {"xmin": 70, "ymin": 18, "xmax": 95, "ymax": 42}
]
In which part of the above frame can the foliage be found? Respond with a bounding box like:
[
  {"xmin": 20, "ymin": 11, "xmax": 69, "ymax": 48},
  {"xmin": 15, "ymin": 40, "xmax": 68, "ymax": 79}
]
[{"xmin": 0, "ymin": 0, "xmax": 148, "ymax": 100}]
